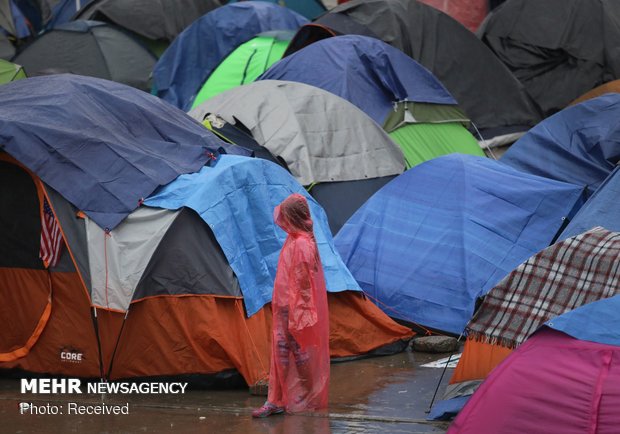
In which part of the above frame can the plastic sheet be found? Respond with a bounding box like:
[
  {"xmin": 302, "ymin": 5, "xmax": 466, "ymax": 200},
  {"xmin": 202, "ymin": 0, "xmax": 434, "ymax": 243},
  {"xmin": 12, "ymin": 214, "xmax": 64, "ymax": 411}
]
[{"xmin": 268, "ymin": 194, "xmax": 330, "ymax": 412}]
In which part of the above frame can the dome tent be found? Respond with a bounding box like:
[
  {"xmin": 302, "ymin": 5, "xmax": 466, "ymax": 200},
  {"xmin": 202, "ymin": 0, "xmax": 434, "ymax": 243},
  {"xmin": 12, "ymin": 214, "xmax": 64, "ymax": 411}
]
[
  {"xmin": 0, "ymin": 75, "xmax": 413, "ymax": 384},
  {"xmin": 190, "ymin": 31, "xmax": 294, "ymax": 108},
  {"xmin": 190, "ymin": 79, "xmax": 406, "ymax": 234},
  {"xmin": 260, "ymin": 35, "xmax": 485, "ymax": 169},
  {"xmin": 449, "ymin": 294, "xmax": 620, "ymax": 433},
  {"xmin": 283, "ymin": 0, "xmax": 542, "ymax": 140},
  {"xmin": 152, "ymin": 1, "xmax": 307, "ymax": 111},
  {"xmin": 334, "ymin": 154, "xmax": 585, "ymax": 335},
  {"xmin": 73, "ymin": 0, "xmax": 222, "ymax": 56},
  {"xmin": 13, "ymin": 20, "xmax": 156, "ymax": 91}
]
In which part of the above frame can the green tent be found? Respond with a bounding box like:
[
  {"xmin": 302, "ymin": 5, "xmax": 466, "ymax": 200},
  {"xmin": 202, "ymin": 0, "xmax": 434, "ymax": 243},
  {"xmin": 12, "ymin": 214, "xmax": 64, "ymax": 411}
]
[
  {"xmin": 190, "ymin": 31, "xmax": 293, "ymax": 109},
  {"xmin": 0, "ymin": 59, "xmax": 26, "ymax": 84},
  {"xmin": 383, "ymin": 102, "xmax": 485, "ymax": 168}
]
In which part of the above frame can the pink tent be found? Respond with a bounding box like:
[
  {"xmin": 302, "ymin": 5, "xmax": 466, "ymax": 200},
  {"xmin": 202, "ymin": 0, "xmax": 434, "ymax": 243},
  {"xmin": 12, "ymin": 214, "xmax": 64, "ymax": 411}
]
[{"xmin": 448, "ymin": 328, "xmax": 620, "ymax": 433}]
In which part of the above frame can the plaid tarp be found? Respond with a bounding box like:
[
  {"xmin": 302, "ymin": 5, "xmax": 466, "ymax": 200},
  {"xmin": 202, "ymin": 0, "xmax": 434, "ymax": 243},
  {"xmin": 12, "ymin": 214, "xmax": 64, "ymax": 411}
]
[{"xmin": 466, "ymin": 227, "xmax": 620, "ymax": 348}]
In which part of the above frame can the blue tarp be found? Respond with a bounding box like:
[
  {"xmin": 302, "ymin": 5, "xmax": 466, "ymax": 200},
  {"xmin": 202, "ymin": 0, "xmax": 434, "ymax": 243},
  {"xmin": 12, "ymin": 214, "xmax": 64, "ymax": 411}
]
[
  {"xmin": 0, "ymin": 74, "xmax": 247, "ymax": 230},
  {"xmin": 335, "ymin": 154, "xmax": 585, "ymax": 334},
  {"xmin": 259, "ymin": 35, "xmax": 457, "ymax": 125},
  {"xmin": 427, "ymin": 396, "xmax": 471, "ymax": 421},
  {"xmin": 546, "ymin": 295, "xmax": 620, "ymax": 347},
  {"xmin": 560, "ymin": 166, "xmax": 620, "ymax": 239},
  {"xmin": 153, "ymin": 2, "xmax": 307, "ymax": 111},
  {"xmin": 145, "ymin": 155, "xmax": 361, "ymax": 316},
  {"xmin": 228, "ymin": 0, "xmax": 325, "ymax": 20},
  {"xmin": 501, "ymin": 94, "xmax": 620, "ymax": 193}
]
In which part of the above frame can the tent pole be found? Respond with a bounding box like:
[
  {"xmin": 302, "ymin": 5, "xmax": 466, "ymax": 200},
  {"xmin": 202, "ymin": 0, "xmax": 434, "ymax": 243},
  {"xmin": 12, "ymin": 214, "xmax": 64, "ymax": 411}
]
[
  {"xmin": 105, "ymin": 310, "xmax": 129, "ymax": 381},
  {"xmin": 91, "ymin": 307, "xmax": 105, "ymax": 380},
  {"xmin": 425, "ymin": 333, "xmax": 463, "ymax": 414}
]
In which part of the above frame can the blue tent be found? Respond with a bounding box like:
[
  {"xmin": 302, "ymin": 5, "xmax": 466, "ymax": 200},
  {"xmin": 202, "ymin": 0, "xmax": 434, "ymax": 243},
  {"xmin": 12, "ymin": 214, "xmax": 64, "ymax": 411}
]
[
  {"xmin": 145, "ymin": 154, "xmax": 361, "ymax": 316},
  {"xmin": 546, "ymin": 295, "xmax": 620, "ymax": 347},
  {"xmin": 501, "ymin": 94, "xmax": 620, "ymax": 193},
  {"xmin": 560, "ymin": 166, "xmax": 620, "ymax": 239},
  {"xmin": 334, "ymin": 154, "xmax": 585, "ymax": 334},
  {"xmin": 259, "ymin": 35, "xmax": 456, "ymax": 125},
  {"xmin": 152, "ymin": 2, "xmax": 307, "ymax": 111},
  {"xmin": 228, "ymin": 0, "xmax": 325, "ymax": 20},
  {"xmin": 0, "ymin": 74, "xmax": 247, "ymax": 230}
]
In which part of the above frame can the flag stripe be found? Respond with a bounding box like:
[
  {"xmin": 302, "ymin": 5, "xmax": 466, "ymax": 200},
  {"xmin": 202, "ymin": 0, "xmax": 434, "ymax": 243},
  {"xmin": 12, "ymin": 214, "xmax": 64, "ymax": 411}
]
[{"xmin": 39, "ymin": 197, "xmax": 63, "ymax": 268}]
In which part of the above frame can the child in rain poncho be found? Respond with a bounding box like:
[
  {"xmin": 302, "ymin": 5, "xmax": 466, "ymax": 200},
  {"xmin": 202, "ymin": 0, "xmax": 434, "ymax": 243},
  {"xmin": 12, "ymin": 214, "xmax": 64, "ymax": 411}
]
[{"xmin": 252, "ymin": 194, "xmax": 330, "ymax": 417}]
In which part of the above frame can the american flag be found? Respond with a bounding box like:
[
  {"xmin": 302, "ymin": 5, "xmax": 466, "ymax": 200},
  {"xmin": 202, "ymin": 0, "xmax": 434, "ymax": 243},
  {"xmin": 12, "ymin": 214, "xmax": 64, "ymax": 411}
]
[{"xmin": 39, "ymin": 197, "xmax": 63, "ymax": 268}]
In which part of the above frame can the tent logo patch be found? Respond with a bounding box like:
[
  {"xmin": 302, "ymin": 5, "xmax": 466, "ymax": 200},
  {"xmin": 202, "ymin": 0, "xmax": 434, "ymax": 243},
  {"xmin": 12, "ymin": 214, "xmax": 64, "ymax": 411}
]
[{"xmin": 59, "ymin": 348, "xmax": 83, "ymax": 363}]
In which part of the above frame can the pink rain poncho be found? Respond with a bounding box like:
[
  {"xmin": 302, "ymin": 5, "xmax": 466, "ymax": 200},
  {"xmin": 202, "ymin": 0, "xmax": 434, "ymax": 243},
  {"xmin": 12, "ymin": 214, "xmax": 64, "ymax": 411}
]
[{"xmin": 267, "ymin": 194, "xmax": 330, "ymax": 413}]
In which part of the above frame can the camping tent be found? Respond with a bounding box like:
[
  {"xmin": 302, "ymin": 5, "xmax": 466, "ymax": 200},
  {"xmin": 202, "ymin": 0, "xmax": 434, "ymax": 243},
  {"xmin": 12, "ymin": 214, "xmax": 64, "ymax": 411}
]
[
  {"xmin": 560, "ymin": 167, "xmax": 620, "ymax": 239},
  {"xmin": 479, "ymin": 0, "xmax": 620, "ymax": 117},
  {"xmin": 0, "ymin": 75, "xmax": 413, "ymax": 384},
  {"xmin": 12, "ymin": 20, "xmax": 156, "ymax": 90},
  {"xmin": 260, "ymin": 35, "xmax": 484, "ymax": 166},
  {"xmin": 152, "ymin": 1, "xmax": 307, "ymax": 110},
  {"xmin": 448, "ymin": 295, "xmax": 620, "ymax": 433},
  {"xmin": 501, "ymin": 94, "xmax": 620, "ymax": 193},
  {"xmin": 190, "ymin": 80, "xmax": 406, "ymax": 234},
  {"xmin": 283, "ymin": 0, "xmax": 542, "ymax": 139},
  {"xmin": 570, "ymin": 80, "xmax": 620, "ymax": 106},
  {"xmin": 334, "ymin": 154, "xmax": 585, "ymax": 334},
  {"xmin": 0, "ymin": 58, "xmax": 25, "ymax": 83},
  {"xmin": 190, "ymin": 31, "xmax": 293, "ymax": 108},
  {"xmin": 228, "ymin": 0, "xmax": 325, "ymax": 20},
  {"xmin": 447, "ymin": 227, "xmax": 620, "ymax": 414},
  {"xmin": 73, "ymin": 0, "xmax": 221, "ymax": 55}
]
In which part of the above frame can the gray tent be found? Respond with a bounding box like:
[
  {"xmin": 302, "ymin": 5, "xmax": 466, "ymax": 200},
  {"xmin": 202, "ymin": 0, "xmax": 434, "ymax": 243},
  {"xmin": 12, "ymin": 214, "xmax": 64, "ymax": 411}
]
[
  {"xmin": 13, "ymin": 20, "xmax": 156, "ymax": 90},
  {"xmin": 480, "ymin": 0, "xmax": 620, "ymax": 117},
  {"xmin": 189, "ymin": 80, "xmax": 406, "ymax": 233},
  {"xmin": 74, "ymin": 0, "xmax": 222, "ymax": 54}
]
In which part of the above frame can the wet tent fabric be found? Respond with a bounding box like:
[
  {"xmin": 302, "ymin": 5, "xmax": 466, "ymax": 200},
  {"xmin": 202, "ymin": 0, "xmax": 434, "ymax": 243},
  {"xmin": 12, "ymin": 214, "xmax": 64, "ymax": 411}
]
[
  {"xmin": 501, "ymin": 94, "xmax": 620, "ymax": 193},
  {"xmin": 447, "ymin": 328, "xmax": 620, "ymax": 434},
  {"xmin": 0, "ymin": 102, "xmax": 414, "ymax": 384},
  {"xmin": 191, "ymin": 31, "xmax": 293, "ymax": 108},
  {"xmin": 260, "ymin": 35, "xmax": 456, "ymax": 125},
  {"xmin": 0, "ymin": 74, "xmax": 244, "ymax": 230},
  {"xmin": 73, "ymin": 0, "xmax": 222, "ymax": 42},
  {"xmin": 228, "ymin": 0, "xmax": 325, "ymax": 20},
  {"xmin": 546, "ymin": 295, "xmax": 620, "ymax": 347},
  {"xmin": 152, "ymin": 2, "xmax": 307, "ymax": 111},
  {"xmin": 287, "ymin": 0, "xmax": 541, "ymax": 136},
  {"xmin": 480, "ymin": 0, "xmax": 620, "ymax": 117},
  {"xmin": 0, "ymin": 58, "xmax": 24, "ymax": 83},
  {"xmin": 145, "ymin": 155, "xmax": 361, "ymax": 317},
  {"xmin": 12, "ymin": 20, "xmax": 156, "ymax": 90},
  {"xmin": 190, "ymin": 80, "xmax": 405, "ymax": 186},
  {"xmin": 448, "ymin": 226, "xmax": 620, "ymax": 406},
  {"xmin": 466, "ymin": 227, "xmax": 620, "ymax": 349},
  {"xmin": 560, "ymin": 167, "xmax": 620, "ymax": 239},
  {"xmin": 382, "ymin": 103, "xmax": 484, "ymax": 168},
  {"xmin": 334, "ymin": 154, "xmax": 585, "ymax": 334}
]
